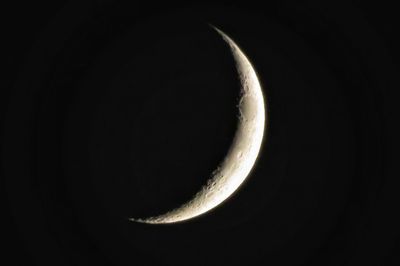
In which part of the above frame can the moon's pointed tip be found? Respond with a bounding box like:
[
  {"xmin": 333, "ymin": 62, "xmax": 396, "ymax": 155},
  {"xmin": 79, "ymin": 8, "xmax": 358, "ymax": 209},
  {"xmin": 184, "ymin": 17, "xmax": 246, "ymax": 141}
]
[
  {"xmin": 207, "ymin": 24, "xmax": 233, "ymax": 46},
  {"xmin": 207, "ymin": 23, "xmax": 223, "ymax": 34},
  {"xmin": 128, "ymin": 217, "xmax": 166, "ymax": 225},
  {"xmin": 207, "ymin": 23, "xmax": 216, "ymax": 29},
  {"xmin": 128, "ymin": 218, "xmax": 147, "ymax": 224}
]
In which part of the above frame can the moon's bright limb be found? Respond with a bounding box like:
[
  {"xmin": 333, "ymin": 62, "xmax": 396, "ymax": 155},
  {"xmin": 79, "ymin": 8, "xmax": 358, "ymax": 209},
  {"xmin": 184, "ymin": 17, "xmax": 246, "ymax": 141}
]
[{"xmin": 130, "ymin": 26, "xmax": 266, "ymax": 224}]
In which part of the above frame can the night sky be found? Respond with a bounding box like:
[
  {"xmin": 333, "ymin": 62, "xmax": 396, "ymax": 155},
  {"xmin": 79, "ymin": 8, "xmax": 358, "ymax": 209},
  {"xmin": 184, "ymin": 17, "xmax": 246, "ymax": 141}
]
[{"xmin": 2, "ymin": 1, "xmax": 399, "ymax": 266}]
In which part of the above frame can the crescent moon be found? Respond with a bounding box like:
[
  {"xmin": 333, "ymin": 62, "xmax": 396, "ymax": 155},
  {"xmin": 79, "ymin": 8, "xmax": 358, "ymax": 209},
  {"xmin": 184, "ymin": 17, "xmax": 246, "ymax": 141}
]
[{"xmin": 130, "ymin": 26, "xmax": 266, "ymax": 224}]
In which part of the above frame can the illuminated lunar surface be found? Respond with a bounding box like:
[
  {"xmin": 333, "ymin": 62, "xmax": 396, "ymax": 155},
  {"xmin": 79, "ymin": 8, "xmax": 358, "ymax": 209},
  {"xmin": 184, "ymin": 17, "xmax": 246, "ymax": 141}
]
[{"xmin": 130, "ymin": 26, "xmax": 266, "ymax": 224}]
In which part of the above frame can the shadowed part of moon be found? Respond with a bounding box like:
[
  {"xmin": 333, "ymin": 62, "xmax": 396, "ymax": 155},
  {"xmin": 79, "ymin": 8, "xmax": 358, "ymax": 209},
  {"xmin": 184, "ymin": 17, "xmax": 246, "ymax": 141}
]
[{"xmin": 130, "ymin": 26, "xmax": 266, "ymax": 224}]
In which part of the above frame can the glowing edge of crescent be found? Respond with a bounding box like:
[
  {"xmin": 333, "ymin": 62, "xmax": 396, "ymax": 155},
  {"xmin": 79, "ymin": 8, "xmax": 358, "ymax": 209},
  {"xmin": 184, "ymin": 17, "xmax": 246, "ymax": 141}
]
[{"xmin": 129, "ymin": 26, "xmax": 266, "ymax": 224}]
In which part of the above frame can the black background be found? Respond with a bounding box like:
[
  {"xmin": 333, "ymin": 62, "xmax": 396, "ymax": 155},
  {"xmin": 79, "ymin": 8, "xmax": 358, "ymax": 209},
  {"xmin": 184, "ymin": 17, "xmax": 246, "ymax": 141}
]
[{"xmin": 1, "ymin": 1, "xmax": 399, "ymax": 266}]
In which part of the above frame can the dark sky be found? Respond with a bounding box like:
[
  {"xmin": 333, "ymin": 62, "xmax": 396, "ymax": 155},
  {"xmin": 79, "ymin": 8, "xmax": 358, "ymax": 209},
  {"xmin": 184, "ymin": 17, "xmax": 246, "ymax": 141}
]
[{"xmin": 2, "ymin": 1, "xmax": 399, "ymax": 266}]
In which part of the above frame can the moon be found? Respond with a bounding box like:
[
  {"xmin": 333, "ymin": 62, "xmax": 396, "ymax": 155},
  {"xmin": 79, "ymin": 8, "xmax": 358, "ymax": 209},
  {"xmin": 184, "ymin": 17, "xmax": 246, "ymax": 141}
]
[{"xmin": 130, "ymin": 26, "xmax": 266, "ymax": 224}]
